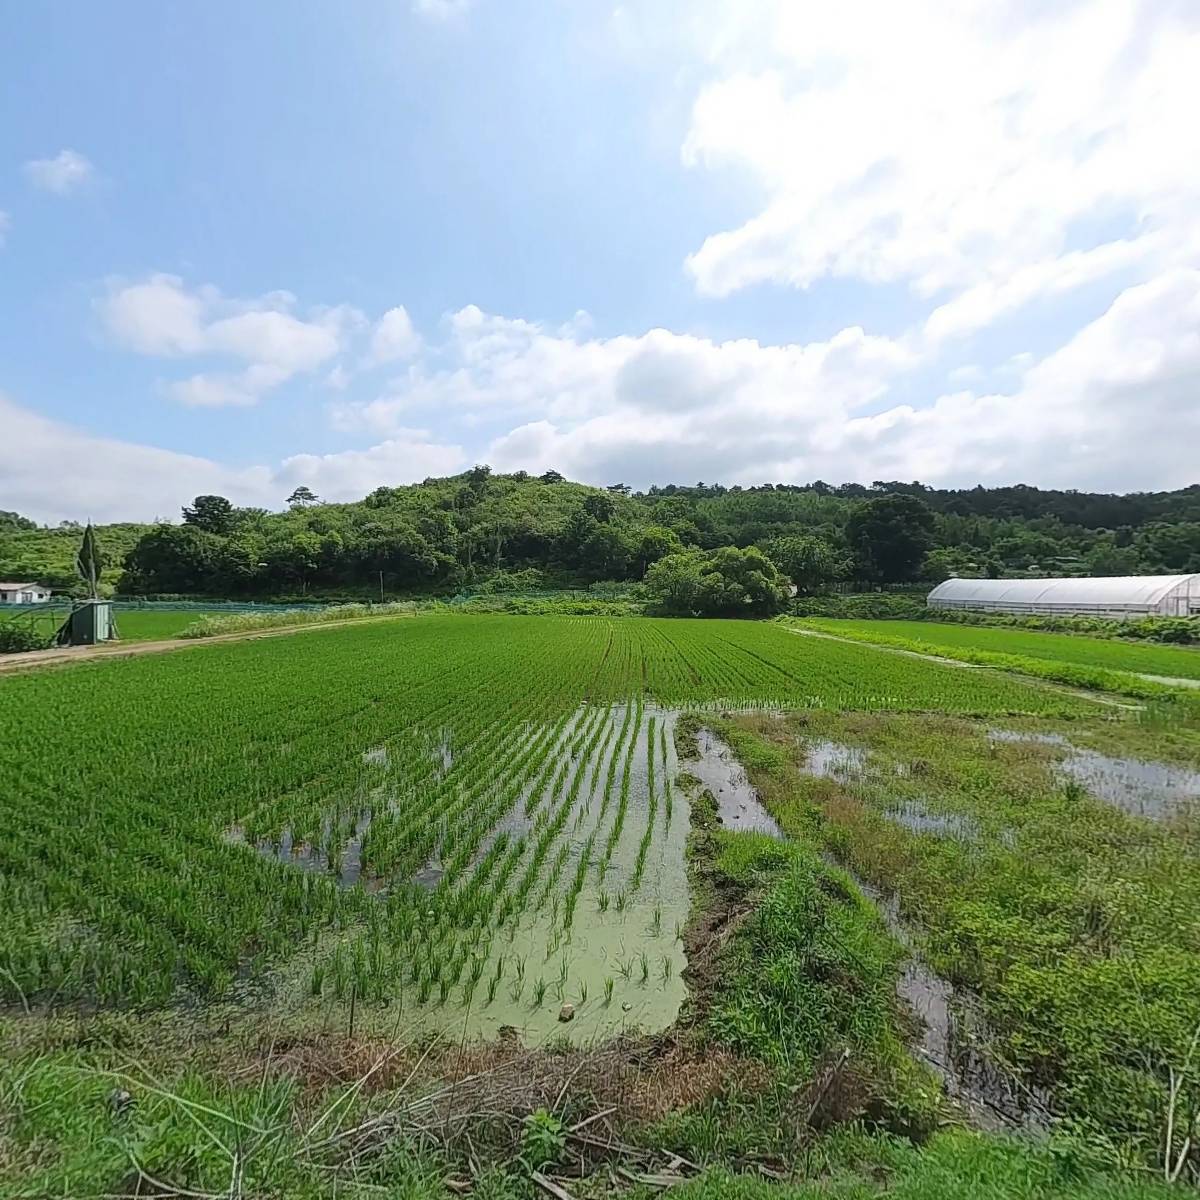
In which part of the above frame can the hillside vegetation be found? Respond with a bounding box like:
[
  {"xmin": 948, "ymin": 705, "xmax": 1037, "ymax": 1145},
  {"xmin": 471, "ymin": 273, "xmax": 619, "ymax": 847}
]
[{"xmin": 3, "ymin": 474, "xmax": 1200, "ymax": 600}]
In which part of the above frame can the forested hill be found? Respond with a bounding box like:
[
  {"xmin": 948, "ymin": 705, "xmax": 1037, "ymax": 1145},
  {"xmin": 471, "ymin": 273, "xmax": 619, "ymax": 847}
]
[{"xmin": 3, "ymin": 471, "xmax": 1199, "ymax": 599}]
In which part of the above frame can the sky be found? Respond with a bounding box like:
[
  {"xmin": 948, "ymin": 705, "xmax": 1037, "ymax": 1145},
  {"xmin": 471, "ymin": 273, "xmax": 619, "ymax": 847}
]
[{"xmin": 2, "ymin": 0, "xmax": 1200, "ymax": 523}]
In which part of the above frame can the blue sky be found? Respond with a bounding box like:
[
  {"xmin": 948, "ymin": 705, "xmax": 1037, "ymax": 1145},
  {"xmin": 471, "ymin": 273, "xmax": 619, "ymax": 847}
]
[{"xmin": 3, "ymin": 0, "xmax": 1199, "ymax": 522}]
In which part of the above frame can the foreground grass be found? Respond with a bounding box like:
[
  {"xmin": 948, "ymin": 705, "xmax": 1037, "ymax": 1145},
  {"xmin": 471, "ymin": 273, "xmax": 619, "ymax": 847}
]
[{"xmin": 0, "ymin": 1048, "xmax": 1179, "ymax": 1199}]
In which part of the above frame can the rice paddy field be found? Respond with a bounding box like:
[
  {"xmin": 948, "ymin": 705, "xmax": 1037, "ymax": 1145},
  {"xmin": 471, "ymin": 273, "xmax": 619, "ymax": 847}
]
[
  {"xmin": 0, "ymin": 615, "xmax": 1086, "ymax": 1026},
  {"xmin": 2, "ymin": 612, "xmax": 1198, "ymax": 1197}
]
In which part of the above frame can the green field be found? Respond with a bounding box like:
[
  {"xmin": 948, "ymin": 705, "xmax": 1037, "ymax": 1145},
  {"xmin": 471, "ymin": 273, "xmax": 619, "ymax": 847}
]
[
  {"xmin": 798, "ymin": 618, "xmax": 1200, "ymax": 681},
  {"xmin": 0, "ymin": 606, "xmax": 217, "ymax": 645},
  {"xmin": 0, "ymin": 616, "xmax": 1085, "ymax": 1010},
  {"xmin": 2, "ymin": 613, "xmax": 1197, "ymax": 1196},
  {"xmin": 112, "ymin": 608, "xmax": 221, "ymax": 640}
]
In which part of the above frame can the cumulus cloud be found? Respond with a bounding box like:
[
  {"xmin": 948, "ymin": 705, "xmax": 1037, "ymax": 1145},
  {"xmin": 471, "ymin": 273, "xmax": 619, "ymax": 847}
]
[
  {"xmin": 9, "ymin": 265, "xmax": 1200, "ymax": 524},
  {"xmin": 98, "ymin": 275, "xmax": 355, "ymax": 407},
  {"xmin": 336, "ymin": 275, "xmax": 1200, "ymax": 494},
  {"xmin": 682, "ymin": 1, "xmax": 1200, "ymax": 320},
  {"xmin": 370, "ymin": 306, "xmax": 422, "ymax": 363},
  {"xmin": 24, "ymin": 149, "xmax": 94, "ymax": 194},
  {"xmin": 0, "ymin": 392, "xmax": 465, "ymax": 524}
]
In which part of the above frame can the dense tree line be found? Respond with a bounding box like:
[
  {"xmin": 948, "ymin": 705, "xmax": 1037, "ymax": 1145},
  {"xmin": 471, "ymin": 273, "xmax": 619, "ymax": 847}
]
[{"xmin": 3, "ymin": 470, "xmax": 1199, "ymax": 601}]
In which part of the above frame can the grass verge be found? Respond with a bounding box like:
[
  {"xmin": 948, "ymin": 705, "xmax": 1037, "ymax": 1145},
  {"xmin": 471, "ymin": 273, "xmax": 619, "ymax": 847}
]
[{"xmin": 791, "ymin": 618, "xmax": 1200, "ymax": 708}]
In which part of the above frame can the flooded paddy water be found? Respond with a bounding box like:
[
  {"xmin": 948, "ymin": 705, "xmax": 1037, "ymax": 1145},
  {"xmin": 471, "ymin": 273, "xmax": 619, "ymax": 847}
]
[
  {"xmin": 688, "ymin": 727, "xmax": 782, "ymax": 836},
  {"xmin": 988, "ymin": 728, "xmax": 1200, "ymax": 822},
  {"xmin": 222, "ymin": 701, "xmax": 691, "ymax": 1044}
]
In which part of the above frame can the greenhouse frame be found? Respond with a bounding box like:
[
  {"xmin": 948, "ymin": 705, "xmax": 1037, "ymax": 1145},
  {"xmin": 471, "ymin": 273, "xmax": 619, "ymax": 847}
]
[{"xmin": 926, "ymin": 574, "xmax": 1200, "ymax": 619}]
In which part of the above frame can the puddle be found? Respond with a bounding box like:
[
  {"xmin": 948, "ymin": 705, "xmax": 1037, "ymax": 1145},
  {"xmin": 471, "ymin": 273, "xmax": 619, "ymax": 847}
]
[
  {"xmin": 803, "ymin": 739, "xmax": 867, "ymax": 779},
  {"xmin": 884, "ymin": 800, "xmax": 980, "ymax": 841},
  {"xmin": 413, "ymin": 860, "xmax": 445, "ymax": 890},
  {"xmin": 1136, "ymin": 672, "xmax": 1200, "ymax": 690},
  {"xmin": 989, "ymin": 729, "xmax": 1200, "ymax": 822},
  {"xmin": 227, "ymin": 810, "xmax": 384, "ymax": 892},
  {"xmin": 844, "ymin": 865, "xmax": 1050, "ymax": 1131},
  {"xmin": 689, "ymin": 728, "xmax": 782, "ymax": 837}
]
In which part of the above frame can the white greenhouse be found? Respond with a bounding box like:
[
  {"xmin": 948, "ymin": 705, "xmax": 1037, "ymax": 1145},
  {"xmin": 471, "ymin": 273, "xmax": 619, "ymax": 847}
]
[{"xmin": 926, "ymin": 575, "xmax": 1200, "ymax": 619}]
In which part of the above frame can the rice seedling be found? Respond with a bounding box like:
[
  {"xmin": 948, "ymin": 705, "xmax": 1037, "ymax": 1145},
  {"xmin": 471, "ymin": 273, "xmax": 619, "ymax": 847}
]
[{"xmin": 603, "ymin": 977, "xmax": 614, "ymax": 1005}]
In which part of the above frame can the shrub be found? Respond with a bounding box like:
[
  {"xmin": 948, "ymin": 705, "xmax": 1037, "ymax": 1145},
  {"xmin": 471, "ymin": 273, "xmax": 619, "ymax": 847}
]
[
  {"xmin": 789, "ymin": 593, "xmax": 926, "ymax": 620},
  {"xmin": 0, "ymin": 625, "xmax": 53, "ymax": 654}
]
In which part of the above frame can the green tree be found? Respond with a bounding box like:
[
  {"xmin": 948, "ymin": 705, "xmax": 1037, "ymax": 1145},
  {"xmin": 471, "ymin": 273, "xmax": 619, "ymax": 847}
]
[
  {"xmin": 582, "ymin": 492, "xmax": 616, "ymax": 523},
  {"xmin": 636, "ymin": 526, "xmax": 683, "ymax": 577},
  {"xmin": 75, "ymin": 523, "xmax": 103, "ymax": 598},
  {"xmin": 182, "ymin": 495, "xmax": 235, "ymax": 535},
  {"xmin": 645, "ymin": 545, "xmax": 789, "ymax": 617},
  {"xmin": 846, "ymin": 494, "xmax": 935, "ymax": 583},
  {"xmin": 286, "ymin": 486, "xmax": 320, "ymax": 508},
  {"xmin": 120, "ymin": 525, "xmax": 220, "ymax": 593},
  {"xmin": 643, "ymin": 550, "xmax": 705, "ymax": 614},
  {"xmin": 766, "ymin": 534, "xmax": 845, "ymax": 594},
  {"xmin": 1134, "ymin": 522, "xmax": 1200, "ymax": 573},
  {"xmin": 1085, "ymin": 539, "xmax": 1142, "ymax": 576},
  {"xmin": 0, "ymin": 510, "xmax": 37, "ymax": 532}
]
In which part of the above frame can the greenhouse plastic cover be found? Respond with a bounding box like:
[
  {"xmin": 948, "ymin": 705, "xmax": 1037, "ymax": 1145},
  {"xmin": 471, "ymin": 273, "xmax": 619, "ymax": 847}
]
[{"xmin": 927, "ymin": 575, "xmax": 1199, "ymax": 606}]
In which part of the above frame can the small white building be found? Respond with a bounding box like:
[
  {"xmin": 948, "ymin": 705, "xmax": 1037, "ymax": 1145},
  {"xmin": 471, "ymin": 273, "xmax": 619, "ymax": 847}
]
[
  {"xmin": 0, "ymin": 582, "xmax": 52, "ymax": 604},
  {"xmin": 927, "ymin": 574, "xmax": 1200, "ymax": 619}
]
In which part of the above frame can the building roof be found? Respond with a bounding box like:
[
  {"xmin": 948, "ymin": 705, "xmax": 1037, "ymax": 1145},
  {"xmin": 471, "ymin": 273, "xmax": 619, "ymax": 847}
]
[
  {"xmin": 0, "ymin": 582, "xmax": 41, "ymax": 590},
  {"xmin": 928, "ymin": 574, "xmax": 1199, "ymax": 607}
]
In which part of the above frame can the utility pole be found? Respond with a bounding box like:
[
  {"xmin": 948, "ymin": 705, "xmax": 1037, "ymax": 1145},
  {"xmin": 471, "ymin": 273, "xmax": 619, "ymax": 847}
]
[{"xmin": 379, "ymin": 570, "xmax": 384, "ymax": 603}]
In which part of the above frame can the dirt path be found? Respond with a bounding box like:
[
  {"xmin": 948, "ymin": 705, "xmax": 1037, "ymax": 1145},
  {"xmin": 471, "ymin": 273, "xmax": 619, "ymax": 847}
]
[{"xmin": 0, "ymin": 613, "xmax": 417, "ymax": 677}]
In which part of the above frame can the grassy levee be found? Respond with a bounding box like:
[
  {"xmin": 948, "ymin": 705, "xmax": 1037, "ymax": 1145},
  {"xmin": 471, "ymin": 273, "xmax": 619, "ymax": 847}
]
[
  {"xmin": 177, "ymin": 600, "xmax": 419, "ymax": 638},
  {"xmin": 792, "ymin": 618, "xmax": 1200, "ymax": 708},
  {"xmin": 711, "ymin": 707, "xmax": 1200, "ymax": 1178},
  {"xmin": 800, "ymin": 618, "xmax": 1200, "ymax": 681}
]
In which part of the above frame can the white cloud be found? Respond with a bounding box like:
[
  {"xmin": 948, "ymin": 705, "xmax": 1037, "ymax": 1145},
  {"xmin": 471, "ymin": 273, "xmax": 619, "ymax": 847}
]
[
  {"xmin": 98, "ymin": 275, "xmax": 355, "ymax": 407},
  {"xmin": 276, "ymin": 436, "xmax": 464, "ymax": 495},
  {"xmin": 23, "ymin": 149, "xmax": 94, "ymax": 195},
  {"xmin": 7, "ymin": 267, "xmax": 1200, "ymax": 524},
  {"xmin": 412, "ymin": 0, "xmax": 472, "ymax": 22},
  {"xmin": 341, "ymin": 273, "xmax": 1200, "ymax": 494},
  {"xmin": 370, "ymin": 306, "xmax": 422, "ymax": 363},
  {"xmin": 0, "ymin": 392, "xmax": 465, "ymax": 524},
  {"xmin": 682, "ymin": 1, "xmax": 1200, "ymax": 319},
  {"xmin": 0, "ymin": 210, "xmax": 9, "ymax": 247}
]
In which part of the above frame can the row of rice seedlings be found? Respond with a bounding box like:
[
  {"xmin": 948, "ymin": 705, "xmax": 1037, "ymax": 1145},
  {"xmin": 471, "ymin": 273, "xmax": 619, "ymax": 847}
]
[
  {"xmin": 660, "ymin": 719, "xmax": 675, "ymax": 829},
  {"xmin": 628, "ymin": 715, "xmax": 662, "ymax": 894},
  {"xmin": 597, "ymin": 697, "xmax": 645, "ymax": 883}
]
